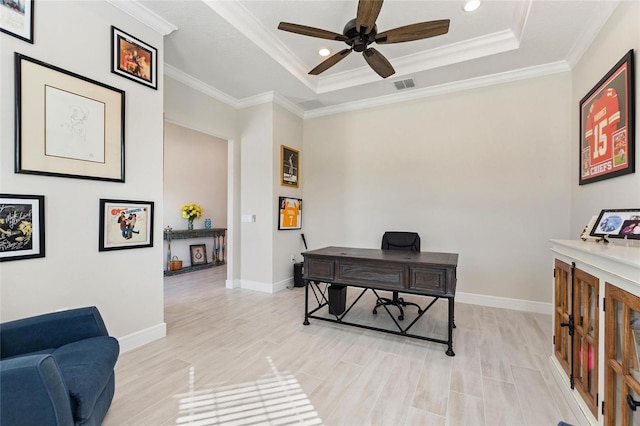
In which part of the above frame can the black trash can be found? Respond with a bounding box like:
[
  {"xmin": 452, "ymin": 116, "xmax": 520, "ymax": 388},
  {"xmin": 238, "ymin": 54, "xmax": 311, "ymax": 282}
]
[
  {"xmin": 293, "ymin": 262, "xmax": 304, "ymax": 287},
  {"xmin": 328, "ymin": 285, "xmax": 347, "ymax": 315}
]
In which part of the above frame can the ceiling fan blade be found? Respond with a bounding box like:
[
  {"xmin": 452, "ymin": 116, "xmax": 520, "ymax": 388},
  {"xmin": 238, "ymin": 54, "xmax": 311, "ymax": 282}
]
[
  {"xmin": 278, "ymin": 22, "xmax": 348, "ymax": 41},
  {"xmin": 356, "ymin": 0, "xmax": 383, "ymax": 35},
  {"xmin": 309, "ymin": 49, "xmax": 352, "ymax": 75},
  {"xmin": 376, "ymin": 20, "xmax": 450, "ymax": 44},
  {"xmin": 363, "ymin": 47, "xmax": 395, "ymax": 78}
]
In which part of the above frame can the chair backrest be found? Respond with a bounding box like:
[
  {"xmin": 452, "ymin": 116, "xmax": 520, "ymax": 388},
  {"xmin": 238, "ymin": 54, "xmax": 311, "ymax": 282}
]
[{"xmin": 381, "ymin": 232, "xmax": 420, "ymax": 252}]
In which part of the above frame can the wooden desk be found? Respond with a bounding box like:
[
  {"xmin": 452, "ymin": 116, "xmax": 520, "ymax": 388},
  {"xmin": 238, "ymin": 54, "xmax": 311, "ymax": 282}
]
[{"xmin": 302, "ymin": 246, "xmax": 458, "ymax": 355}]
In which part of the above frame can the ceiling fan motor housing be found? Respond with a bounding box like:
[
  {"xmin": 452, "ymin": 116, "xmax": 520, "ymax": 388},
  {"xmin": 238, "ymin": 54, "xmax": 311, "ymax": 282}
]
[{"xmin": 343, "ymin": 18, "xmax": 378, "ymax": 52}]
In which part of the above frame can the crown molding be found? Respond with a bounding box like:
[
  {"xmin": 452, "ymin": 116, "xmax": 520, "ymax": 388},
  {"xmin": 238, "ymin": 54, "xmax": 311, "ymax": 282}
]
[
  {"xmin": 316, "ymin": 30, "xmax": 520, "ymax": 94},
  {"xmin": 202, "ymin": 0, "xmax": 317, "ymax": 93},
  {"xmin": 565, "ymin": 1, "xmax": 620, "ymax": 69},
  {"xmin": 164, "ymin": 63, "xmax": 240, "ymax": 109},
  {"xmin": 106, "ymin": 0, "xmax": 177, "ymax": 35},
  {"xmin": 165, "ymin": 59, "xmax": 570, "ymax": 120},
  {"xmin": 304, "ymin": 61, "xmax": 571, "ymax": 119},
  {"xmin": 165, "ymin": 66, "xmax": 304, "ymax": 118}
]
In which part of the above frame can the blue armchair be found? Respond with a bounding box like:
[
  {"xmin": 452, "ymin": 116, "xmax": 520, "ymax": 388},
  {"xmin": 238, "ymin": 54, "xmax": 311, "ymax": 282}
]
[{"xmin": 0, "ymin": 306, "xmax": 119, "ymax": 426}]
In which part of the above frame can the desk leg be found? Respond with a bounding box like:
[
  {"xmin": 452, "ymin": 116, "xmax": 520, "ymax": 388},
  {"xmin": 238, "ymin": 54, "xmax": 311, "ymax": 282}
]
[
  {"xmin": 446, "ymin": 297, "xmax": 455, "ymax": 356},
  {"xmin": 303, "ymin": 279, "xmax": 310, "ymax": 326}
]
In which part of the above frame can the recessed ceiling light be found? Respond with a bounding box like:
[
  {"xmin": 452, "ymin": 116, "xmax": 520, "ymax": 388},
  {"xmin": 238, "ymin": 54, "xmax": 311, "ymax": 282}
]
[
  {"xmin": 463, "ymin": 0, "xmax": 481, "ymax": 12},
  {"xmin": 318, "ymin": 48, "xmax": 330, "ymax": 57}
]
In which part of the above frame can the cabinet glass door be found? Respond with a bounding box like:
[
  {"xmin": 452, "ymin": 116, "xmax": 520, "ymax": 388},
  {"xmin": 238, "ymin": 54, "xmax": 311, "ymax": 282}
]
[
  {"xmin": 605, "ymin": 283, "xmax": 640, "ymax": 426},
  {"xmin": 573, "ymin": 268, "xmax": 599, "ymax": 417},
  {"xmin": 555, "ymin": 260, "xmax": 573, "ymax": 376}
]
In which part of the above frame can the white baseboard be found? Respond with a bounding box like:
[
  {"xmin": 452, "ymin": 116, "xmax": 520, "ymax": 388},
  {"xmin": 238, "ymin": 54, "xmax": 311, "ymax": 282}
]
[
  {"xmin": 456, "ymin": 291, "xmax": 553, "ymax": 314},
  {"xmin": 226, "ymin": 278, "xmax": 240, "ymax": 289},
  {"xmin": 237, "ymin": 278, "xmax": 293, "ymax": 293},
  {"xmin": 117, "ymin": 322, "xmax": 166, "ymax": 353}
]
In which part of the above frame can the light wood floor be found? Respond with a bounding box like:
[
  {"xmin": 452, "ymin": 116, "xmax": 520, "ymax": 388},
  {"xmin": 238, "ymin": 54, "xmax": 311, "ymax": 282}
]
[{"xmin": 104, "ymin": 266, "xmax": 580, "ymax": 426}]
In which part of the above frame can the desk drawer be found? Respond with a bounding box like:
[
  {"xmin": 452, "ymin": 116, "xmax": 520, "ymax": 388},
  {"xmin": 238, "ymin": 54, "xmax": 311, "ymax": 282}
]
[
  {"xmin": 305, "ymin": 258, "xmax": 335, "ymax": 281},
  {"xmin": 409, "ymin": 267, "xmax": 450, "ymax": 295},
  {"xmin": 337, "ymin": 260, "xmax": 405, "ymax": 290}
]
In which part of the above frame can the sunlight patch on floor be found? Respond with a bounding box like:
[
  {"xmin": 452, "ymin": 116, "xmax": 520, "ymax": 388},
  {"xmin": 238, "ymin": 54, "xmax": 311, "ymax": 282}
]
[{"xmin": 175, "ymin": 357, "xmax": 323, "ymax": 426}]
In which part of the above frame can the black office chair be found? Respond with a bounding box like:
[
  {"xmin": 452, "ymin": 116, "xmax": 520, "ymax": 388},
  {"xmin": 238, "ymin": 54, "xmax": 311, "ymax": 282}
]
[{"xmin": 373, "ymin": 231, "xmax": 422, "ymax": 320}]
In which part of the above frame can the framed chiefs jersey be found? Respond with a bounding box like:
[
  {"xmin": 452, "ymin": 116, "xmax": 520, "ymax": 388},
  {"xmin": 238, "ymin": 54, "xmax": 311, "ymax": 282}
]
[{"xmin": 579, "ymin": 49, "xmax": 635, "ymax": 185}]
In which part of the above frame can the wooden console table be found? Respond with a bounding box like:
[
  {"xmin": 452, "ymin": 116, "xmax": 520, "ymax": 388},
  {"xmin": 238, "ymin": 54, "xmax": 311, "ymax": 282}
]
[
  {"xmin": 164, "ymin": 228, "xmax": 226, "ymax": 276},
  {"xmin": 302, "ymin": 246, "xmax": 458, "ymax": 355}
]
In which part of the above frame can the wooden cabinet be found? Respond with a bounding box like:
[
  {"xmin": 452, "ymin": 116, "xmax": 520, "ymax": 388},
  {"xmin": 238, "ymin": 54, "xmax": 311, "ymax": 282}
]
[
  {"xmin": 551, "ymin": 240, "xmax": 640, "ymax": 425},
  {"xmin": 604, "ymin": 283, "xmax": 640, "ymax": 426},
  {"xmin": 163, "ymin": 228, "xmax": 226, "ymax": 276}
]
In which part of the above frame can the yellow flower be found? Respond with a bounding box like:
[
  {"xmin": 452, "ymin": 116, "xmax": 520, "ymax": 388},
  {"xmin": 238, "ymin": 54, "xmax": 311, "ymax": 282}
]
[{"xmin": 181, "ymin": 204, "xmax": 203, "ymax": 221}]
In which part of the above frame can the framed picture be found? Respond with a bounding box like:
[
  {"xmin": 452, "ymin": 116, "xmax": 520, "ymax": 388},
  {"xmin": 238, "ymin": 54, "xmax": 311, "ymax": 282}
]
[
  {"xmin": 15, "ymin": 53, "xmax": 125, "ymax": 182},
  {"xmin": 1, "ymin": 0, "xmax": 33, "ymax": 43},
  {"xmin": 99, "ymin": 199, "xmax": 154, "ymax": 251},
  {"xmin": 590, "ymin": 208, "xmax": 640, "ymax": 240},
  {"xmin": 281, "ymin": 145, "xmax": 299, "ymax": 187},
  {"xmin": 278, "ymin": 197, "xmax": 302, "ymax": 230},
  {"xmin": 0, "ymin": 194, "xmax": 44, "ymax": 262},
  {"xmin": 111, "ymin": 26, "xmax": 158, "ymax": 90},
  {"xmin": 579, "ymin": 50, "xmax": 635, "ymax": 185},
  {"xmin": 189, "ymin": 244, "xmax": 207, "ymax": 266}
]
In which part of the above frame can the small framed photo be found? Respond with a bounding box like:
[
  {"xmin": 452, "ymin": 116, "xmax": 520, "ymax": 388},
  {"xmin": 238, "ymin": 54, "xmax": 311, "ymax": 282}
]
[
  {"xmin": 1, "ymin": 0, "xmax": 33, "ymax": 43},
  {"xmin": 0, "ymin": 194, "xmax": 45, "ymax": 262},
  {"xmin": 15, "ymin": 53, "xmax": 125, "ymax": 182},
  {"xmin": 590, "ymin": 208, "xmax": 640, "ymax": 240},
  {"xmin": 281, "ymin": 145, "xmax": 299, "ymax": 187},
  {"xmin": 99, "ymin": 199, "xmax": 154, "ymax": 251},
  {"xmin": 579, "ymin": 50, "xmax": 635, "ymax": 185},
  {"xmin": 278, "ymin": 197, "xmax": 302, "ymax": 230},
  {"xmin": 190, "ymin": 244, "xmax": 207, "ymax": 266},
  {"xmin": 111, "ymin": 26, "xmax": 157, "ymax": 90}
]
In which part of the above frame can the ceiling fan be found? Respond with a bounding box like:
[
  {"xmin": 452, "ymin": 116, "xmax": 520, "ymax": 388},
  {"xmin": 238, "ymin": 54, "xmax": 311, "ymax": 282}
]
[{"xmin": 278, "ymin": 0, "xmax": 450, "ymax": 78}]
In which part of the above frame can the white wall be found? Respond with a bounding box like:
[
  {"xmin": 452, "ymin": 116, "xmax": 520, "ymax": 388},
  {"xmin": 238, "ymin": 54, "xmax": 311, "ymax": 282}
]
[
  {"xmin": 239, "ymin": 103, "xmax": 274, "ymax": 288},
  {"xmin": 273, "ymin": 104, "xmax": 304, "ymax": 286},
  {"xmin": 0, "ymin": 1, "xmax": 165, "ymax": 348},
  {"xmin": 303, "ymin": 73, "xmax": 573, "ymax": 304},
  {"xmin": 163, "ymin": 122, "xmax": 228, "ymax": 266},
  {"xmin": 570, "ymin": 1, "xmax": 640, "ymax": 237}
]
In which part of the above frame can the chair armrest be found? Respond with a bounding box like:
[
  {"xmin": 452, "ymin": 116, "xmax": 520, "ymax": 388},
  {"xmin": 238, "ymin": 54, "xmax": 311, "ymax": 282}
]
[
  {"xmin": 0, "ymin": 306, "xmax": 109, "ymax": 358},
  {"xmin": 0, "ymin": 355, "xmax": 74, "ymax": 426}
]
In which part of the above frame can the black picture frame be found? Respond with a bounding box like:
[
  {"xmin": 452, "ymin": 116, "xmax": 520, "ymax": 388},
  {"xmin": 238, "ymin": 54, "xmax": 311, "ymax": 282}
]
[
  {"xmin": 579, "ymin": 49, "xmax": 635, "ymax": 185},
  {"xmin": 0, "ymin": 0, "xmax": 33, "ymax": 43},
  {"xmin": 15, "ymin": 53, "xmax": 125, "ymax": 182},
  {"xmin": 111, "ymin": 26, "xmax": 158, "ymax": 90},
  {"xmin": 0, "ymin": 193, "xmax": 45, "ymax": 262},
  {"xmin": 590, "ymin": 208, "xmax": 640, "ymax": 240},
  {"xmin": 99, "ymin": 199, "xmax": 154, "ymax": 251},
  {"xmin": 189, "ymin": 244, "xmax": 207, "ymax": 265},
  {"xmin": 278, "ymin": 197, "xmax": 302, "ymax": 230},
  {"xmin": 281, "ymin": 145, "xmax": 299, "ymax": 187}
]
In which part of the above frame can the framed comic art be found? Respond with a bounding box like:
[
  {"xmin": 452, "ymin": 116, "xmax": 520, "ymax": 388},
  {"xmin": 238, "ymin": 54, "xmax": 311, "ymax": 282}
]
[
  {"xmin": 278, "ymin": 197, "xmax": 302, "ymax": 230},
  {"xmin": 99, "ymin": 199, "xmax": 154, "ymax": 251},
  {"xmin": 111, "ymin": 26, "xmax": 158, "ymax": 90},
  {"xmin": 281, "ymin": 145, "xmax": 299, "ymax": 187},
  {"xmin": 15, "ymin": 53, "xmax": 125, "ymax": 182},
  {"xmin": 1, "ymin": 0, "xmax": 33, "ymax": 43},
  {"xmin": 579, "ymin": 49, "xmax": 635, "ymax": 185},
  {"xmin": 0, "ymin": 194, "xmax": 45, "ymax": 262},
  {"xmin": 590, "ymin": 208, "xmax": 640, "ymax": 240},
  {"xmin": 189, "ymin": 244, "xmax": 207, "ymax": 266}
]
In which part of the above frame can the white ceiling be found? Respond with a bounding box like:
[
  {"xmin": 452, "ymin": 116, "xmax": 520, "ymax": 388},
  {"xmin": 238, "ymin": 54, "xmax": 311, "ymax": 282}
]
[{"xmin": 113, "ymin": 0, "xmax": 620, "ymax": 117}]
